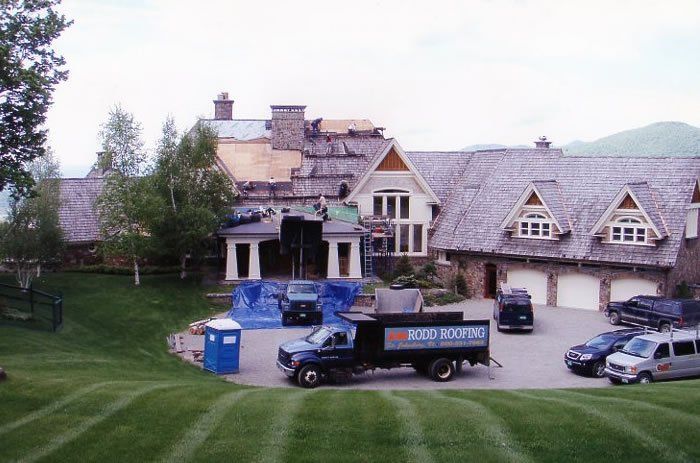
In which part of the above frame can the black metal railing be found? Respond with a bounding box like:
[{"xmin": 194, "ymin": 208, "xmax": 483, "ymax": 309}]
[{"xmin": 0, "ymin": 283, "xmax": 63, "ymax": 332}]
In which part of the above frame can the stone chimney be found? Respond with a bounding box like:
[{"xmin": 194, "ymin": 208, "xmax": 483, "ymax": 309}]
[
  {"xmin": 534, "ymin": 136, "xmax": 552, "ymax": 149},
  {"xmin": 270, "ymin": 105, "xmax": 306, "ymax": 150},
  {"xmin": 213, "ymin": 92, "xmax": 234, "ymax": 120}
]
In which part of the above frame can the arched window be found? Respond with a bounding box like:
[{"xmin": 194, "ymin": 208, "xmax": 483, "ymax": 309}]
[
  {"xmin": 519, "ymin": 213, "xmax": 552, "ymax": 238},
  {"xmin": 611, "ymin": 217, "xmax": 646, "ymax": 243}
]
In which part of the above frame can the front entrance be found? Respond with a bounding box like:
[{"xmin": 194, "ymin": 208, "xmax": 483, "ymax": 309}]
[{"xmin": 484, "ymin": 264, "xmax": 498, "ymax": 298}]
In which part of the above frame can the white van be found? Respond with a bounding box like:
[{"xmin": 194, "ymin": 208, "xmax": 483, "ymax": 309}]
[{"xmin": 604, "ymin": 330, "xmax": 700, "ymax": 384}]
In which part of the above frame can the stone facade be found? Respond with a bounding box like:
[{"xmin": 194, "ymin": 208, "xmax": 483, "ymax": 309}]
[
  {"xmin": 271, "ymin": 105, "xmax": 306, "ymax": 150},
  {"xmin": 667, "ymin": 236, "xmax": 700, "ymax": 297},
  {"xmin": 213, "ymin": 93, "xmax": 234, "ymax": 120},
  {"xmin": 421, "ymin": 249, "xmax": 668, "ymax": 310}
]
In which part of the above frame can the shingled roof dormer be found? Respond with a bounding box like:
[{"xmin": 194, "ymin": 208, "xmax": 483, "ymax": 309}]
[
  {"xmin": 589, "ymin": 182, "xmax": 668, "ymax": 246},
  {"xmin": 501, "ymin": 181, "xmax": 571, "ymax": 240}
]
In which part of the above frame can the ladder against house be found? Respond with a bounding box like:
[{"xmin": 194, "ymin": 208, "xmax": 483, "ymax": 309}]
[
  {"xmin": 361, "ymin": 215, "xmax": 394, "ymax": 278},
  {"xmin": 362, "ymin": 228, "xmax": 373, "ymax": 278}
]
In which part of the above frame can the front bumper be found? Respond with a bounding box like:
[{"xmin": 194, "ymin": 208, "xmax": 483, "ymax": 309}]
[
  {"xmin": 604, "ymin": 367, "xmax": 638, "ymax": 384},
  {"xmin": 283, "ymin": 311, "xmax": 322, "ymax": 325},
  {"xmin": 564, "ymin": 357, "xmax": 594, "ymax": 371},
  {"xmin": 277, "ymin": 360, "xmax": 296, "ymax": 377},
  {"xmin": 498, "ymin": 324, "xmax": 533, "ymax": 330}
]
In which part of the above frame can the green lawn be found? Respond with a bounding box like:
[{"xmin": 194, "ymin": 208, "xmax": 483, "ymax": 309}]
[{"xmin": 1, "ymin": 273, "xmax": 699, "ymax": 462}]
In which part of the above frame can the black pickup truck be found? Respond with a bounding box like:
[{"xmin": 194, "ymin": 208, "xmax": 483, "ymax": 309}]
[
  {"xmin": 277, "ymin": 312, "xmax": 491, "ymax": 388},
  {"xmin": 605, "ymin": 296, "xmax": 700, "ymax": 332}
]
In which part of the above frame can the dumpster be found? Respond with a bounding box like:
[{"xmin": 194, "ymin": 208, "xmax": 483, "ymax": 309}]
[
  {"xmin": 203, "ymin": 319, "xmax": 242, "ymax": 374},
  {"xmin": 375, "ymin": 288, "xmax": 423, "ymax": 313}
]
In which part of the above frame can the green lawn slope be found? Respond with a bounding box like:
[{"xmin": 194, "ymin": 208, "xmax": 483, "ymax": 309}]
[{"xmin": 1, "ymin": 273, "xmax": 698, "ymax": 462}]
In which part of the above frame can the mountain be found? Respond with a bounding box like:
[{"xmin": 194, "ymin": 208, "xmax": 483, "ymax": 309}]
[
  {"xmin": 562, "ymin": 122, "xmax": 700, "ymax": 156},
  {"xmin": 461, "ymin": 122, "xmax": 700, "ymax": 156}
]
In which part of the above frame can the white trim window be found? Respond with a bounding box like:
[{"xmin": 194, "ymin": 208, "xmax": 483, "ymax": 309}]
[
  {"xmin": 518, "ymin": 213, "xmax": 552, "ymax": 239},
  {"xmin": 610, "ymin": 217, "xmax": 647, "ymax": 244},
  {"xmin": 372, "ymin": 189, "xmax": 410, "ymax": 219}
]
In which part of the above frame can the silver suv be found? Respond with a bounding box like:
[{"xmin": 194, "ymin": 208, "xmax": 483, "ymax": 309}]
[{"xmin": 604, "ymin": 330, "xmax": 700, "ymax": 384}]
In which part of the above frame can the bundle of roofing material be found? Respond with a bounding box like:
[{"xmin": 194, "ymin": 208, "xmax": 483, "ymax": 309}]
[
  {"xmin": 227, "ymin": 280, "xmax": 362, "ymax": 329},
  {"xmin": 374, "ymin": 288, "xmax": 423, "ymax": 314}
]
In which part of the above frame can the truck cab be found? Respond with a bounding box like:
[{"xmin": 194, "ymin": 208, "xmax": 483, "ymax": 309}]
[
  {"xmin": 277, "ymin": 325, "xmax": 355, "ymax": 387},
  {"xmin": 278, "ymin": 280, "xmax": 323, "ymax": 326}
]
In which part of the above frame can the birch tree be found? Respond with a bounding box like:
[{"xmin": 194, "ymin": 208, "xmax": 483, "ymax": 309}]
[
  {"xmin": 95, "ymin": 105, "xmax": 151, "ymax": 286},
  {"xmin": 149, "ymin": 119, "xmax": 236, "ymax": 279}
]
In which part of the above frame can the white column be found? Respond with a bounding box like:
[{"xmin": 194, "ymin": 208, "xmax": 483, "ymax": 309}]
[
  {"xmin": 249, "ymin": 241, "xmax": 261, "ymax": 280},
  {"xmin": 327, "ymin": 240, "xmax": 340, "ymax": 279},
  {"xmin": 349, "ymin": 238, "xmax": 362, "ymax": 279},
  {"xmin": 225, "ymin": 239, "xmax": 238, "ymax": 280}
]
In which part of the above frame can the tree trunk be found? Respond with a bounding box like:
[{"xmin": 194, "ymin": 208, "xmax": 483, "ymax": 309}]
[
  {"xmin": 36, "ymin": 263, "xmax": 41, "ymax": 278},
  {"xmin": 180, "ymin": 254, "xmax": 187, "ymax": 280},
  {"xmin": 16, "ymin": 263, "xmax": 33, "ymax": 289},
  {"xmin": 134, "ymin": 259, "xmax": 140, "ymax": 286}
]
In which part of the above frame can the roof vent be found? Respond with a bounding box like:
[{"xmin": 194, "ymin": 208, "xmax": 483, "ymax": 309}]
[{"xmin": 534, "ymin": 136, "xmax": 552, "ymax": 149}]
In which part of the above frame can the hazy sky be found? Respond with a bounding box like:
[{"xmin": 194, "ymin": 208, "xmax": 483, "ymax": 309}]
[{"xmin": 48, "ymin": 0, "xmax": 700, "ymax": 177}]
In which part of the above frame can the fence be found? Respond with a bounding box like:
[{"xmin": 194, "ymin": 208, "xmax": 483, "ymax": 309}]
[{"xmin": 0, "ymin": 283, "xmax": 63, "ymax": 332}]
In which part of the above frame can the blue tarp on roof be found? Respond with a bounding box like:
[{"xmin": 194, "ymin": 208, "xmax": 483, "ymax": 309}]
[{"xmin": 227, "ymin": 280, "xmax": 362, "ymax": 329}]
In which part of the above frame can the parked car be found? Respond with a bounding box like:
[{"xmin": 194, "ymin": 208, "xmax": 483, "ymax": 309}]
[
  {"xmin": 277, "ymin": 312, "xmax": 491, "ymax": 388},
  {"xmin": 278, "ymin": 280, "xmax": 322, "ymax": 326},
  {"xmin": 564, "ymin": 328, "xmax": 645, "ymax": 377},
  {"xmin": 605, "ymin": 331, "xmax": 700, "ymax": 384},
  {"xmin": 493, "ymin": 287, "xmax": 533, "ymax": 332},
  {"xmin": 605, "ymin": 296, "xmax": 700, "ymax": 333}
]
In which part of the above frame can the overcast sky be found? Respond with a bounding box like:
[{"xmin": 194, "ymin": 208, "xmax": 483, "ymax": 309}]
[{"xmin": 48, "ymin": 0, "xmax": 700, "ymax": 177}]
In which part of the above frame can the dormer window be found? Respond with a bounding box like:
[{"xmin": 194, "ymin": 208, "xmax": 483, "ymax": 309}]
[
  {"xmin": 610, "ymin": 217, "xmax": 647, "ymax": 243},
  {"xmin": 519, "ymin": 213, "xmax": 552, "ymax": 238}
]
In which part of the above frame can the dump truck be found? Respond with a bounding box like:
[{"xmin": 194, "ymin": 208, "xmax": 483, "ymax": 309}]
[{"xmin": 276, "ymin": 312, "xmax": 490, "ymax": 388}]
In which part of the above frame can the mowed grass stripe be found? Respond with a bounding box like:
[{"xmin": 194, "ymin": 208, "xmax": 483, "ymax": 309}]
[
  {"xmin": 15, "ymin": 383, "xmax": 180, "ymax": 463},
  {"xmin": 256, "ymin": 390, "xmax": 309, "ymax": 463},
  {"xmin": 159, "ymin": 389, "xmax": 253, "ymax": 462},
  {"xmin": 380, "ymin": 391, "xmax": 434, "ymax": 463},
  {"xmin": 508, "ymin": 390, "xmax": 690, "ymax": 463},
  {"xmin": 0, "ymin": 382, "xmax": 113, "ymax": 436},
  {"xmin": 557, "ymin": 389, "xmax": 700, "ymax": 427},
  {"xmin": 436, "ymin": 391, "xmax": 533, "ymax": 463}
]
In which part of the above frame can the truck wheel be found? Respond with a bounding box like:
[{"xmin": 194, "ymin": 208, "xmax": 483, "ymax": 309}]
[
  {"xmin": 297, "ymin": 364, "xmax": 323, "ymax": 388},
  {"xmin": 637, "ymin": 372, "xmax": 652, "ymax": 384},
  {"xmin": 608, "ymin": 311, "xmax": 621, "ymax": 325},
  {"xmin": 659, "ymin": 323, "xmax": 671, "ymax": 333},
  {"xmin": 591, "ymin": 361, "xmax": 606, "ymax": 378},
  {"xmin": 429, "ymin": 358, "xmax": 455, "ymax": 382}
]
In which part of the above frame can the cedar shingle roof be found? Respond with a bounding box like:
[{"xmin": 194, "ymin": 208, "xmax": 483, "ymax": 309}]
[
  {"xmin": 404, "ymin": 151, "xmax": 474, "ymax": 203},
  {"xmin": 58, "ymin": 178, "xmax": 104, "ymax": 243},
  {"xmin": 431, "ymin": 149, "xmax": 700, "ymax": 268},
  {"xmin": 627, "ymin": 181, "xmax": 668, "ymax": 238},
  {"xmin": 532, "ymin": 180, "xmax": 572, "ymax": 233}
]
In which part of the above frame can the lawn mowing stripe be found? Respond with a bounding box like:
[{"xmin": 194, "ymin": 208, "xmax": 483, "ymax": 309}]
[
  {"xmin": 0, "ymin": 382, "xmax": 113, "ymax": 436},
  {"xmin": 435, "ymin": 391, "xmax": 533, "ymax": 463},
  {"xmin": 556, "ymin": 390, "xmax": 700, "ymax": 427},
  {"xmin": 507, "ymin": 390, "xmax": 690, "ymax": 463},
  {"xmin": 158, "ymin": 389, "xmax": 253, "ymax": 463},
  {"xmin": 380, "ymin": 391, "xmax": 435, "ymax": 463},
  {"xmin": 255, "ymin": 390, "xmax": 309, "ymax": 463},
  {"xmin": 15, "ymin": 382, "xmax": 180, "ymax": 463}
]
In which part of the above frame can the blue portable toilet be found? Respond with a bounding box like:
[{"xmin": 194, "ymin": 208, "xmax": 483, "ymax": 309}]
[{"xmin": 203, "ymin": 319, "xmax": 242, "ymax": 374}]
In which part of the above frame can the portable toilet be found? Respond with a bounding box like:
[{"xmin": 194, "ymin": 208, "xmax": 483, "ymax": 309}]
[{"xmin": 203, "ymin": 319, "xmax": 242, "ymax": 374}]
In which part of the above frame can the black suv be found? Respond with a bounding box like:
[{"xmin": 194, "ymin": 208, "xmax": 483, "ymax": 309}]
[
  {"xmin": 493, "ymin": 288, "xmax": 534, "ymax": 332},
  {"xmin": 564, "ymin": 328, "xmax": 645, "ymax": 377},
  {"xmin": 605, "ymin": 296, "xmax": 700, "ymax": 333}
]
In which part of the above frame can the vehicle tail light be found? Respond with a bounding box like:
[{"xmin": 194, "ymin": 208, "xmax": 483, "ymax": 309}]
[{"xmin": 678, "ymin": 317, "xmax": 684, "ymax": 326}]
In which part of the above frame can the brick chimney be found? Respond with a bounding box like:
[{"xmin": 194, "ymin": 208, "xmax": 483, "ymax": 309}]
[
  {"xmin": 270, "ymin": 105, "xmax": 306, "ymax": 150},
  {"xmin": 534, "ymin": 136, "xmax": 552, "ymax": 149},
  {"xmin": 213, "ymin": 92, "xmax": 234, "ymax": 120}
]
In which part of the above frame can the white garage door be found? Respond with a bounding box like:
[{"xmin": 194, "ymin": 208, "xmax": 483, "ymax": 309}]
[
  {"xmin": 557, "ymin": 273, "xmax": 600, "ymax": 310},
  {"xmin": 610, "ymin": 278, "xmax": 658, "ymax": 303},
  {"xmin": 507, "ymin": 268, "xmax": 547, "ymax": 305}
]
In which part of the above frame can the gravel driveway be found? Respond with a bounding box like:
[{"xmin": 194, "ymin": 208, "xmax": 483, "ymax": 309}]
[{"xmin": 216, "ymin": 299, "xmax": 617, "ymax": 390}]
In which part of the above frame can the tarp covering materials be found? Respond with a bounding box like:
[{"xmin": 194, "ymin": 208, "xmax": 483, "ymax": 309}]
[{"xmin": 227, "ymin": 280, "xmax": 362, "ymax": 329}]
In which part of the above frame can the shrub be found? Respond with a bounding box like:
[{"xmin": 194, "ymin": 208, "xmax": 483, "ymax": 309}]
[
  {"xmin": 392, "ymin": 274, "xmax": 418, "ymax": 288},
  {"xmin": 421, "ymin": 261, "xmax": 438, "ymax": 282},
  {"xmin": 676, "ymin": 281, "xmax": 693, "ymax": 299},
  {"xmin": 64, "ymin": 265, "xmax": 182, "ymax": 275},
  {"xmin": 423, "ymin": 292, "xmax": 465, "ymax": 307},
  {"xmin": 393, "ymin": 254, "xmax": 414, "ymax": 278},
  {"xmin": 451, "ymin": 272, "xmax": 469, "ymax": 297}
]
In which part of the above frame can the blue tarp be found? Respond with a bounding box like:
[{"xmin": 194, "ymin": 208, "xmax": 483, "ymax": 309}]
[{"xmin": 227, "ymin": 280, "xmax": 362, "ymax": 329}]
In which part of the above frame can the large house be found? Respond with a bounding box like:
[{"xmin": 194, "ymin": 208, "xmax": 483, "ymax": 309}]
[{"xmin": 57, "ymin": 93, "xmax": 700, "ymax": 310}]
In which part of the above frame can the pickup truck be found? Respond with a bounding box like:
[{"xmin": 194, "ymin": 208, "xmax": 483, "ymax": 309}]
[
  {"xmin": 278, "ymin": 280, "xmax": 323, "ymax": 326},
  {"xmin": 605, "ymin": 296, "xmax": 700, "ymax": 333},
  {"xmin": 276, "ymin": 312, "xmax": 491, "ymax": 388}
]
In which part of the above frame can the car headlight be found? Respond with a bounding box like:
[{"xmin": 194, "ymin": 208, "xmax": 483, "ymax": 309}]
[
  {"xmin": 627, "ymin": 366, "xmax": 637, "ymax": 374},
  {"xmin": 580, "ymin": 354, "xmax": 593, "ymax": 361}
]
